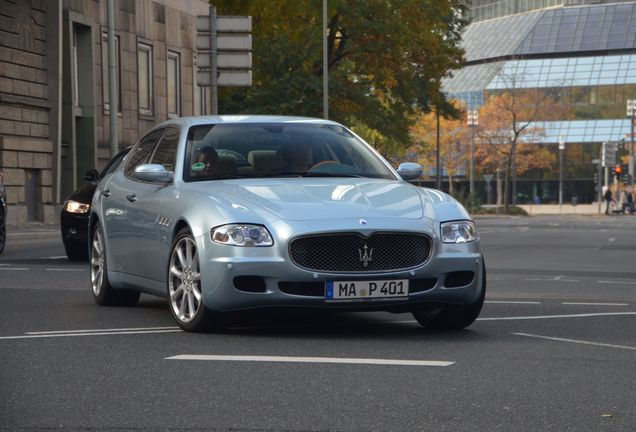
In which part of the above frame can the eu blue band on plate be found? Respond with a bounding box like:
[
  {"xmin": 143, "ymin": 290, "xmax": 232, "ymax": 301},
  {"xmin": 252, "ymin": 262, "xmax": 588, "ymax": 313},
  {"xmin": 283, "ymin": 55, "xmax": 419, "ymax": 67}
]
[{"xmin": 326, "ymin": 281, "xmax": 333, "ymax": 299}]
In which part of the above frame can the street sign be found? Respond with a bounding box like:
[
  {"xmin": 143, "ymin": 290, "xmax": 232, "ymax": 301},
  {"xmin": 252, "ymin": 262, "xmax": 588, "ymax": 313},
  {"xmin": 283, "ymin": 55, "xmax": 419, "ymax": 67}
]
[
  {"xmin": 197, "ymin": 70, "xmax": 252, "ymax": 87},
  {"xmin": 197, "ymin": 34, "xmax": 252, "ymax": 51},
  {"xmin": 483, "ymin": 174, "xmax": 493, "ymax": 183},
  {"xmin": 602, "ymin": 141, "xmax": 618, "ymax": 168},
  {"xmin": 197, "ymin": 52, "xmax": 252, "ymax": 69},
  {"xmin": 197, "ymin": 16, "xmax": 252, "ymax": 33},
  {"xmin": 196, "ymin": 13, "xmax": 252, "ymax": 90}
]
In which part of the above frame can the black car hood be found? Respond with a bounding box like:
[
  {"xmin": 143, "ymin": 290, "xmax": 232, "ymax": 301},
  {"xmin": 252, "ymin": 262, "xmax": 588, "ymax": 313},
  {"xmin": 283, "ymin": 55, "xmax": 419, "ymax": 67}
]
[{"xmin": 65, "ymin": 182, "xmax": 97, "ymax": 204}]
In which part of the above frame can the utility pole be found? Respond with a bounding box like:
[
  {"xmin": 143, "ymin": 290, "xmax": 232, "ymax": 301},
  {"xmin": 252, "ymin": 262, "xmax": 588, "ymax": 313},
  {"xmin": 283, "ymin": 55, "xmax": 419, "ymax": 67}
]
[
  {"xmin": 323, "ymin": 0, "xmax": 328, "ymax": 119},
  {"xmin": 107, "ymin": 0, "xmax": 118, "ymax": 157},
  {"xmin": 558, "ymin": 135, "xmax": 565, "ymax": 213},
  {"xmin": 436, "ymin": 110, "xmax": 441, "ymax": 190},
  {"xmin": 209, "ymin": 5, "xmax": 218, "ymax": 115},
  {"xmin": 467, "ymin": 109, "xmax": 478, "ymax": 196},
  {"xmin": 626, "ymin": 100, "xmax": 635, "ymax": 186}
]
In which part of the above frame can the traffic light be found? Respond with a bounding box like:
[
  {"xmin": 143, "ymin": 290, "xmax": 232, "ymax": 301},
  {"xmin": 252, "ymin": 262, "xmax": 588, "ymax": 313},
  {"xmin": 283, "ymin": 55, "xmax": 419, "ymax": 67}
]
[{"xmin": 614, "ymin": 165, "xmax": 622, "ymax": 179}]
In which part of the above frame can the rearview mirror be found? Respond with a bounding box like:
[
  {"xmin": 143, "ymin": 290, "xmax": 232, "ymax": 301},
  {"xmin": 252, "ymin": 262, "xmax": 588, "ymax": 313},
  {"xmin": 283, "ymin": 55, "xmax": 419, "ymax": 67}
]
[
  {"xmin": 134, "ymin": 164, "xmax": 174, "ymax": 183},
  {"xmin": 83, "ymin": 169, "xmax": 99, "ymax": 182},
  {"xmin": 396, "ymin": 162, "xmax": 422, "ymax": 181}
]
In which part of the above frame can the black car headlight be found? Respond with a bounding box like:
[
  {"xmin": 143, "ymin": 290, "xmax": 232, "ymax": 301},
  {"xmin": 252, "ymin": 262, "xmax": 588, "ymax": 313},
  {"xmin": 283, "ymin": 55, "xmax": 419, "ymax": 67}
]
[
  {"xmin": 440, "ymin": 221, "xmax": 478, "ymax": 244},
  {"xmin": 63, "ymin": 200, "xmax": 90, "ymax": 214},
  {"xmin": 211, "ymin": 224, "xmax": 274, "ymax": 247}
]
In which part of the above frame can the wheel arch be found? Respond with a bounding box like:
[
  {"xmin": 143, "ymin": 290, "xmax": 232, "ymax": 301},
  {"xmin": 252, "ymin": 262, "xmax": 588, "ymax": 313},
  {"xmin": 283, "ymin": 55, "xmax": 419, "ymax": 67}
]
[
  {"xmin": 172, "ymin": 218, "xmax": 192, "ymax": 241},
  {"xmin": 88, "ymin": 212, "xmax": 100, "ymax": 248}
]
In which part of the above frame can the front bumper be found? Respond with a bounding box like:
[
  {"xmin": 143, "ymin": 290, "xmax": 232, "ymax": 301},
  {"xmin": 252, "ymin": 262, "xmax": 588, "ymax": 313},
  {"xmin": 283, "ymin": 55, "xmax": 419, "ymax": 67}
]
[
  {"xmin": 197, "ymin": 232, "xmax": 483, "ymax": 313},
  {"xmin": 60, "ymin": 211, "xmax": 90, "ymax": 244}
]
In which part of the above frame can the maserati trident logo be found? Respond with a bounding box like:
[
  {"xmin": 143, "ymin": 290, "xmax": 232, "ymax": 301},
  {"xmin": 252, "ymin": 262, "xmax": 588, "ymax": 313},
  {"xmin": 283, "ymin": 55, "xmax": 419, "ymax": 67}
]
[{"xmin": 358, "ymin": 244, "xmax": 374, "ymax": 268}]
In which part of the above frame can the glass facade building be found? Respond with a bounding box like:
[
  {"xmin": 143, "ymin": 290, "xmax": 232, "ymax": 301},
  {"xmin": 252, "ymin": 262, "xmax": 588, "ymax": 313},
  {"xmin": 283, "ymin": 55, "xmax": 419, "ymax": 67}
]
[{"xmin": 443, "ymin": 0, "xmax": 636, "ymax": 204}]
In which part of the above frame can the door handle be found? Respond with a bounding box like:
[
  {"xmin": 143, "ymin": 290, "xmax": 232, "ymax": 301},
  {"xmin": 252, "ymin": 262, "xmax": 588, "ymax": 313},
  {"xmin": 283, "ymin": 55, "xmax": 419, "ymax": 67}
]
[
  {"xmin": 126, "ymin": 194, "xmax": 137, "ymax": 203},
  {"xmin": 103, "ymin": 189, "xmax": 111, "ymax": 197}
]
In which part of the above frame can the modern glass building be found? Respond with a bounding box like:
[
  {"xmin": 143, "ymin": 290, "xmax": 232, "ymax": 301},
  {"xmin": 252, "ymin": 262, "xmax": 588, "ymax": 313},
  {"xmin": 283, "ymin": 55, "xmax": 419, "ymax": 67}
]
[{"xmin": 443, "ymin": 0, "xmax": 636, "ymax": 204}]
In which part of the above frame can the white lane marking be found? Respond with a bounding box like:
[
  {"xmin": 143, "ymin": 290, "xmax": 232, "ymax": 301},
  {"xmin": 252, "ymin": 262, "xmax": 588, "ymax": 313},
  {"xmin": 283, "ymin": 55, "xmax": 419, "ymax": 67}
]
[
  {"xmin": 26, "ymin": 326, "xmax": 179, "ymax": 335},
  {"xmin": 486, "ymin": 301, "xmax": 542, "ymax": 304},
  {"xmin": 4, "ymin": 312, "xmax": 636, "ymax": 341},
  {"xmin": 45, "ymin": 268, "xmax": 87, "ymax": 272},
  {"xmin": 477, "ymin": 312, "xmax": 636, "ymax": 321},
  {"xmin": 513, "ymin": 332, "xmax": 636, "ymax": 351},
  {"xmin": 562, "ymin": 302, "xmax": 629, "ymax": 306},
  {"xmin": 525, "ymin": 275, "xmax": 578, "ymax": 283},
  {"xmin": 45, "ymin": 256, "xmax": 69, "ymax": 260},
  {"xmin": 598, "ymin": 280, "xmax": 636, "ymax": 285},
  {"xmin": 166, "ymin": 355, "xmax": 454, "ymax": 367},
  {"xmin": 608, "ymin": 237, "xmax": 616, "ymax": 243},
  {"xmin": 0, "ymin": 268, "xmax": 29, "ymax": 271},
  {"xmin": 0, "ymin": 329, "xmax": 182, "ymax": 340}
]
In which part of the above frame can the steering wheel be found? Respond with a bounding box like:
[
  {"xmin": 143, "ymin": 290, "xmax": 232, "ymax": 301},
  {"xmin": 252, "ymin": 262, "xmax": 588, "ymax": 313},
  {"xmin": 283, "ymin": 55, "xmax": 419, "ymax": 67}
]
[{"xmin": 217, "ymin": 149, "xmax": 246, "ymax": 161}]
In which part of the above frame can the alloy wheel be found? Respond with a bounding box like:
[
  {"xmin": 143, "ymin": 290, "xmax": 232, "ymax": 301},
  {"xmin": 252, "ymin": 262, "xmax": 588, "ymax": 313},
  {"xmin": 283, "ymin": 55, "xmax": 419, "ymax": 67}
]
[
  {"xmin": 169, "ymin": 236, "xmax": 201, "ymax": 324},
  {"xmin": 90, "ymin": 227, "xmax": 105, "ymax": 296}
]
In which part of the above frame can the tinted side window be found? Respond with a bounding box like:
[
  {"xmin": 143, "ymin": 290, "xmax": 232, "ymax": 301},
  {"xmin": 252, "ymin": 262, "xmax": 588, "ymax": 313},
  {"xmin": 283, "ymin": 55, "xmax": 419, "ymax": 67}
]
[
  {"xmin": 99, "ymin": 149, "xmax": 129, "ymax": 180},
  {"xmin": 124, "ymin": 129, "xmax": 165, "ymax": 177},
  {"xmin": 150, "ymin": 127, "xmax": 179, "ymax": 172}
]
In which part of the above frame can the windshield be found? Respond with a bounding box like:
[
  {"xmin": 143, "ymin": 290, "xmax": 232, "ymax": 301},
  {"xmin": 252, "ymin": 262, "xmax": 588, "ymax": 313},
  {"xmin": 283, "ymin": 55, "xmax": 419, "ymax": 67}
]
[{"xmin": 183, "ymin": 123, "xmax": 396, "ymax": 181}]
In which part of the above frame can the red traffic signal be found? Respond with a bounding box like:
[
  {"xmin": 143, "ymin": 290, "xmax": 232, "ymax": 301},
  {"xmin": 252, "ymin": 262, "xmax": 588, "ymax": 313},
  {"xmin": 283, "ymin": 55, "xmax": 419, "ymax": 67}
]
[{"xmin": 615, "ymin": 165, "xmax": 622, "ymax": 175}]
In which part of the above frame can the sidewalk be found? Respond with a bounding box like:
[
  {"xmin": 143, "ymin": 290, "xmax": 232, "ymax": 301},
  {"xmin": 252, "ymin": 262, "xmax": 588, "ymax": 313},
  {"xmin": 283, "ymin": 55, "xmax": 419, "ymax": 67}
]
[
  {"xmin": 517, "ymin": 203, "xmax": 602, "ymax": 215},
  {"xmin": 5, "ymin": 222, "xmax": 60, "ymax": 239}
]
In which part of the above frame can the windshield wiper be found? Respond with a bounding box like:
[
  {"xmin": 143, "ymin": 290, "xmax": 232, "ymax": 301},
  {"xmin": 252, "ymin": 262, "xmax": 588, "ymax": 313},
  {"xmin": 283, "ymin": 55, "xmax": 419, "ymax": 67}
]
[
  {"xmin": 253, "ymin": 171, "xmax": 306, "ymax": 178},
  {"xmin": 303, "ymin": 172, "xmax": 363, "ymax": 178}
]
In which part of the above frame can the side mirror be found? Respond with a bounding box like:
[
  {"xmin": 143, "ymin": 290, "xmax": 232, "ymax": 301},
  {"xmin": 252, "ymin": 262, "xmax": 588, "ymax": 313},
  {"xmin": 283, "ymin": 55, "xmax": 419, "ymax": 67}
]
[
  {"xmin": 83, "ymin": 169, "xmax": 99, "ymax": 182},
  {"xmin": 134, "ymin": 164, "xmax": 174, "ymax": 183},
  {"xmin": 396, "ymin": 162, "xmax": 422, "ymax": 181}
]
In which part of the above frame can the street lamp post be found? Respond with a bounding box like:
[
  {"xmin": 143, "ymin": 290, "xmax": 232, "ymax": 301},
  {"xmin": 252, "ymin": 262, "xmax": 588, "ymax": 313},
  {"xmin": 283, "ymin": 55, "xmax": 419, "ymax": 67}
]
[
  {"xmin": 626, "ymin": 100, "xmax": 635, "ymax": 185},
  {"xmin": 467, "ymin": 109, "xmax": 478, "ymax": 196},
  {"xmin": 559, "ymin": 135, "xmax": 565, "ymax": 213}
]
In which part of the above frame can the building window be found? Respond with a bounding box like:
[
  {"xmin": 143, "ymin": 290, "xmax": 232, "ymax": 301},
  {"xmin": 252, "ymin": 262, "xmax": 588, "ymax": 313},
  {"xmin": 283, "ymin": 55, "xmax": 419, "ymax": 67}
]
[
  {"xmin": 101, "ymin": 32, "xmax": 121, "ymax": 113},
  {"xmin": 137, "ymin": 42, "xmax": 154, "ymax": 116},
  {"xmin": 167, "ymin": 50, "xmax": 181, "ymax": 117}
]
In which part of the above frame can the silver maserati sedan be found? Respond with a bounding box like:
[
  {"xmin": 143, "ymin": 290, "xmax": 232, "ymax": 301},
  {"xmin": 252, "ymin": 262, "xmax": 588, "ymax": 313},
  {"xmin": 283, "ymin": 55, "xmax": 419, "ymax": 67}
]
[{"xmin": 90, "ymin": 115, "xmax": 485, "ymax": 332}]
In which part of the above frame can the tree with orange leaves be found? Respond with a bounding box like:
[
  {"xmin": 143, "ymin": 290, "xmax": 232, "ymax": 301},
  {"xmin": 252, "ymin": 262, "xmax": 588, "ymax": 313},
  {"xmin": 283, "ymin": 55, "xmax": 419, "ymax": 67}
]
[
  {"xmin": 474, "ymin": 82, "xmax": 560, "ymax": 211},
  {"xmin": 410, "ymin": 101, "xmax": 470, "ymax": 194}
]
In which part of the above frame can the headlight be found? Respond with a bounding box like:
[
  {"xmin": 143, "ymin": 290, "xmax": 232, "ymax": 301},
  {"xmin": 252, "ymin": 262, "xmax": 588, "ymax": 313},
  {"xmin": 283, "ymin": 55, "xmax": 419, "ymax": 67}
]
[
  {"xmin": 63, "ymin": 200, "xmax": 90, "ymax": 214},
  {"xmin": 211, "ymin": 224, "xmax": 274, "ymax": 247},
  {"xmin": 441, "ymin": 220, "xmax": 478, "ymax": 244}
]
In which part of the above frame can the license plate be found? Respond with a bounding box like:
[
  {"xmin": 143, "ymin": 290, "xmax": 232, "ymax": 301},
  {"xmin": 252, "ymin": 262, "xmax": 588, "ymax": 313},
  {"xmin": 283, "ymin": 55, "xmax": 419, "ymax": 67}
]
[{"xmin": 325, "ymin": 279, "xmax": 409, "ymax": 301}]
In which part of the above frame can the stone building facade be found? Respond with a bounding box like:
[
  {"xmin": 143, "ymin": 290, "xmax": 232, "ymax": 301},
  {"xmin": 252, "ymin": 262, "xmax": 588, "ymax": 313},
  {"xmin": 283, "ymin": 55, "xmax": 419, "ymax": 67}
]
[{"xmin": 0, "ymin": 0, "xmax": 209, "ymax": 224}]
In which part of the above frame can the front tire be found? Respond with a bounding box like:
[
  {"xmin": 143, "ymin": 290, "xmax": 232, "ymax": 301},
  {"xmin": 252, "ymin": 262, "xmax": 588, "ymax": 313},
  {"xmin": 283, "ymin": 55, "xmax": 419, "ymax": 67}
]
[
  {"xmin": 90, "ymin": 222, "xmax": 140, "ymax": 306},
  {"xmin": 64, "ymin": 239, "xmax": 88, "ymax": 261},
  {"xmin": 168, "ymin": 228, "xmax": 227, "ymax": 332},
  {"xmin": 413, "ymin": 262, "xmax": 486, "ymax": 330}
]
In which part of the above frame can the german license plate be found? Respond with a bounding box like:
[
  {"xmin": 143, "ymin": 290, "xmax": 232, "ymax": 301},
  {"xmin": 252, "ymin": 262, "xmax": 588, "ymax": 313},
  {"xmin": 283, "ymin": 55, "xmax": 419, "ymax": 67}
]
[{"xmin": 325, "ymin": 279, "xmax": 409, "ymax": 301}]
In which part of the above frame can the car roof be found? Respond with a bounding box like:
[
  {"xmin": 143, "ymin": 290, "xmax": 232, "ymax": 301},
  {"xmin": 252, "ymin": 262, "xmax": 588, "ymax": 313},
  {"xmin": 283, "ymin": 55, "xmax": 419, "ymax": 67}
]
[{"xmin": 151, "ymin": 115, "xmax": 342, "ymax": 131}]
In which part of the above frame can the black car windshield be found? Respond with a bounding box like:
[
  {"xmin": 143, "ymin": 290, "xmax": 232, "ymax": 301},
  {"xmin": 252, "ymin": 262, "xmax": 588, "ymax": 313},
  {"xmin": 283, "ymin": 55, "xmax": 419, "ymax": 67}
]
[{"xmin": 183, "ymin": 123, "xmax": 396, "ymax": 181}]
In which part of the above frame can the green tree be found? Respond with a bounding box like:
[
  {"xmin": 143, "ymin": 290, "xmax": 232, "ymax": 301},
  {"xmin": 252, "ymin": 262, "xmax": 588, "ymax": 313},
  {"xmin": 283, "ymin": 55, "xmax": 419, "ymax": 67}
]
[{"xmin": 215, "ymin": 0, "xmax": 467, "ymax": 149}]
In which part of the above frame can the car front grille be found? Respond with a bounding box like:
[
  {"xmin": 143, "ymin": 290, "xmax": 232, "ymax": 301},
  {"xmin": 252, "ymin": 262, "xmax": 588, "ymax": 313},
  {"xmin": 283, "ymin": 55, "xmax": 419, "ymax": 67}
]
[{"xmin": 289, "ymin": 232, "xmax": 432, "ymax": 273}]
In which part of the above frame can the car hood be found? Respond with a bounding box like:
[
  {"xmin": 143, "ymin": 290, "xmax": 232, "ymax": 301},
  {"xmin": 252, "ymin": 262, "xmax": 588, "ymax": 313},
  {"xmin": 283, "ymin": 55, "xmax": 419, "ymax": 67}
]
[
  {"xmin": 191, "ymin": 178, "xmax": 429, "ymax": 222},
  {"xmin": 65, "ymin": 182, "xmax": 97, "ymax": 204}
]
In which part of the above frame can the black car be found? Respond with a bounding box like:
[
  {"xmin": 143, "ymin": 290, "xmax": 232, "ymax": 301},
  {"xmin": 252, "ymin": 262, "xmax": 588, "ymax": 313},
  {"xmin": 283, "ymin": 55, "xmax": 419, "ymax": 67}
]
[
  {"xmin": 0, "ymin": 169, "xmax": 6, "ymax": 255},
  {"xmin": 61, "ymin": 147, "xmax": 130, "ymax": 261}
]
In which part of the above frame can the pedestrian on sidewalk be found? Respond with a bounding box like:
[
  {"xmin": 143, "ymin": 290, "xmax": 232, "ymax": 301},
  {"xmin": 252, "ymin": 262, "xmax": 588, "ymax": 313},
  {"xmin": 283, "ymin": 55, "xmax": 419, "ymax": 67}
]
[
  {"xmin": 604, "ymin": 186, "xmax": 612, "ymax": 215},
  {"xmin": 624, "ymin": 186, "xmax": 634, "ymax": 215}
]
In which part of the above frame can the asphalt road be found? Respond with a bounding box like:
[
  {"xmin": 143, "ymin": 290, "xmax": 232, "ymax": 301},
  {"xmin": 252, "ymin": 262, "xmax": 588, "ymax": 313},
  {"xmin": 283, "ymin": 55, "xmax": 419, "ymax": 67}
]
[{"xmin": 1, "ymin": 215, "xmax": 635, "ymax": 431}]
